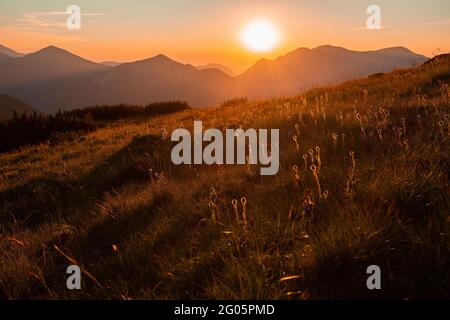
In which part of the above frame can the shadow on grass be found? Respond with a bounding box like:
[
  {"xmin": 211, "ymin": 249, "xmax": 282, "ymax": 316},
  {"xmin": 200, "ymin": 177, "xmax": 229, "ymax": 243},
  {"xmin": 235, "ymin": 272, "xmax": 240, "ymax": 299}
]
[{"xmin": 0, "ymin": 134, "xmax": 173, "ymax": 229}]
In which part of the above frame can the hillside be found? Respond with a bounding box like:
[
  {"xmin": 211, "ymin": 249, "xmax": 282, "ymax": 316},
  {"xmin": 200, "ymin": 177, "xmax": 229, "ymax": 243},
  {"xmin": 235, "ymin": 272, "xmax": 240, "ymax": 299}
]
[
  {"xmin": 0, "ymin": 94, "xmax": 35, "ymax": 120},
  {"xmin": 0, "ymin": 55, "xmax": 448, "ymax": 299},
  {"xmin": 0, "ymin": 44, "xmax": 24, "ymax": 57},
  {"xmin": 0, "ymin": 52, "xmax": 16, "ymax": 66}
]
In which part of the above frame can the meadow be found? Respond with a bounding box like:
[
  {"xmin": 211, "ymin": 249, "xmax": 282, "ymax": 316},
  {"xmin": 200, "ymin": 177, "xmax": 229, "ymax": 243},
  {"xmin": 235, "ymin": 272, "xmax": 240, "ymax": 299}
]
[{"xmin": 0, "ymin": 54, "xmax": 449, "ymax": 299}]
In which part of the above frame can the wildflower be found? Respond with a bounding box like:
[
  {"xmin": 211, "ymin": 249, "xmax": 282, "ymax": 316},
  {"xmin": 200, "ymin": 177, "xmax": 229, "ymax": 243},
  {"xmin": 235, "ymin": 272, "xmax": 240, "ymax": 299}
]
[
  {"xmin": 209, "ymin": 187, "xmax": 218, "ymax": 202},
  {"xmin": 302, "ymin": 154, "xmax": 308, "ymax": 171},
  {"xmin": 232, "ymin": 199, "xmax": 239, "ymax": 223},
  {"xmin": 397, "ymin": 127, "xmax": 403, "ymax": 144},
  {"xmin": 292, "ymin": 135, "xmax": 299, "ymax": 152},
  {"xmin": 403, "ymin": 139, "xmax": 409, "ymax": 152},
  {"xmin": 292, "ymin": 165, "xmax": 301, "ymax": 189},
  {"xmin": 308, "ymin": 148, "xmax": 314, "ymax": 163},
  {"xmin": 349, "ymin": 151, "xmax": 356, "ymax": 170},
  {"xmin": 356, "ymin": 113, "xmax": 363, "ymax": 127},
  {"xmin": 295, "ymin": 123, "xmax": 300, "ymax": 136},
  {"xmin": 209, "ymin": 201, "xmax": 218, "ymax": 222},
  {"xmin": 438, "ymin": 120, "xmax": 445, "ymax": 136},
  {"xmin": 377, "ymin": 128, "xmax": 383, "ymax": 141},
  {"xmin": 315, "ymin": 149, "xmax": 321, "ymax": 171},
  {"xmin": 241, "ymin": 197, "xmax": 248, "ymax": 226},
  {"xmin": 331, "ymin": 133, "xmax": 338, "ymax": 149},
  {"xmin": 345, "ymin": 172, "xmax": 356, "ymax": 194},
  {"xmin": 310, "ymin": 164, "xmax": 322, "ymax": 198}
]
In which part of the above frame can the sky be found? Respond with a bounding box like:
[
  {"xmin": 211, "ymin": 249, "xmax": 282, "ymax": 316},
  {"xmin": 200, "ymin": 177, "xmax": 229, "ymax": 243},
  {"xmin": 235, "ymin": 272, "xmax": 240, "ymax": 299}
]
[{"xmin": 0, "ymin": 0, "xmax": 449, "ymax": 73}]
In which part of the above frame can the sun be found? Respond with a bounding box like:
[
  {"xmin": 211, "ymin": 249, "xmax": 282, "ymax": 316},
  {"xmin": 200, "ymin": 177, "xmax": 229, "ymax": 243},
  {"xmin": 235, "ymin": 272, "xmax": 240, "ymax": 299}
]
[{"xmin": 240, "ymin": 19, "xmax": 280, "ymax": 53}]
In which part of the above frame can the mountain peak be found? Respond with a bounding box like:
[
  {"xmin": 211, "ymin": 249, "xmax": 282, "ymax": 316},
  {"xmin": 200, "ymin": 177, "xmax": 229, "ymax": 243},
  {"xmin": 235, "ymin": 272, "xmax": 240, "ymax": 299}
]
[
  {"xmin": 255, "ymin": 57, "xmax": 271, "ymax": 64},
  {"xmin": 378, "ymin": 46, "xmax": 414, "ymax": 54},
  {"xmin": 152, "ymin": 53, "xmax": 173, "ymax": 61},
  {"xmin": 314, "ymin": 45, "xmax": 351, "ymax": 52},
  {"xmin": 0, "ymin": 43, "xmax": 24, "ymax": 57},
  {"xmin": 36, "ymin": 45, "xmax": 70, "ymax": 55},
  {"xmin": 135, "ymin": 53, "xmax": 179, "ymax": 65},
  {"xmin": 25, "ymin": 45, "xmax": 108, "ymax": 67},
  {"xmin": 196, "ymin": 63, "xmax": 235, "ymax": 77}
]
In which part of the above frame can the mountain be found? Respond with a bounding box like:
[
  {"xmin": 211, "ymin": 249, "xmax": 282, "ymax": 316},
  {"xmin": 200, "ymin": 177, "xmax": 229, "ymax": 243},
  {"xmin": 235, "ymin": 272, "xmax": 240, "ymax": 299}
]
[
  {"xmin": 0, "ymin": 52, "xmax": 16, "ymax": 66},
  {"xmin": 0, "ymin": 44, "xmax": 24, "ymax": 57},
  {"xmin": 0, "ymin": 44, "xmax": 429, "ymax": 112},
  {"xmin": 0, "ymin": 94, "xmax": 35, "ymax": 120},
  {"xmin": 101, "ymin": 61, "xmax": 122, "ymax": 67},
  {"xmin": 2, "ymin": 53, "xmax": 235, "ymax": 112},
  {"xmin": 237, "ymin": 45, "xmax": 428, "ymax": 98},
  {"xmin": 0, "ymin": 46, "xmax": 109, "ymax": 89},
  {"xmin": 197, "ymin": 63, "xmax": 235, "ymax": 77},
  {"xmin": 80, "ymin": 54, "xmax": 234, "ymax": 108}
]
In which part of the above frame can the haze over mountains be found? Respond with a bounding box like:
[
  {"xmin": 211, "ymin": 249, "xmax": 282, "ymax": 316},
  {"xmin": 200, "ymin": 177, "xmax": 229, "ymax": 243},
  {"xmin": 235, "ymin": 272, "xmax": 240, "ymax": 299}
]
[
  {"xmin": 237, "ymin": 45, "xmax": 428, "ymax": 99},
  {"xmin": 197, "ymin": 63, "xmax": 236, "ymax": 77},
  {"xmin": 0, "ymin": 43, "xmax": 428, "ymax": 113},
  {"xmin": 0, "ymin": 94, "xmax": 35, "ymax": 120},
  {"xmin": 0, "ymin": 44, "xmax": 24, "ymax": 58}
]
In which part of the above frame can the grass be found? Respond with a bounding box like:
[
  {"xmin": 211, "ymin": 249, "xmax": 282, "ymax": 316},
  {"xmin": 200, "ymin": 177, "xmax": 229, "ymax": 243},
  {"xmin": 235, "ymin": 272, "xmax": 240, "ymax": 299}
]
[{"xmin": 0, "ymin": 54, "xmax": 449, "ymax": 299}]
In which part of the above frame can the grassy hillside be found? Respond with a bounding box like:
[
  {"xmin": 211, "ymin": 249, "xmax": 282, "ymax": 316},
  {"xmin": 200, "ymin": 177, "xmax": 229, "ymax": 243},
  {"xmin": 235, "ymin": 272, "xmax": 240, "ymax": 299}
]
[
  {"xmin": 0, "ymin": 101, "xmax": 190, "ymax": 153},
  {"xmin": 0, "ymin": 55, "xmax": 449, "ymax": 299}
]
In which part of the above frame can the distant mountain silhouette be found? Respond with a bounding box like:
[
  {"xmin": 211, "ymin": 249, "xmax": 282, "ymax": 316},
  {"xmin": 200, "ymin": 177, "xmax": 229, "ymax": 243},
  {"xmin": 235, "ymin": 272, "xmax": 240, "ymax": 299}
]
[
  {"xmin": 0, "ymin": 44, "xmax": 24, "ymax": 57},
  {"xmin": 1, "ymin": 52, "xmax": 234, "ymax": 112},
  {"xmin": 101, "ymin": 61, "xmax": 122, "ymax": 67},
  {"xmin": 0, "ymin": 52, "xmax": 16, "ymax": 66},
  {"xmin": 197, "ymin": 63, "xmax": 235, "ymax": 76},
  {"xmin": 0, "ymin": 44, "xmax": 428, "ymax": 112},
  {"xmin": 0, "ymin": 94, "xmax": 35, "ymax": 120},
  {"xmin": 0, "ymin": 45, "xmax": 109, "ymax": 88},
  {"xmin": 237, "ymin": 45, "xmax": 428, "ymax": 98}
]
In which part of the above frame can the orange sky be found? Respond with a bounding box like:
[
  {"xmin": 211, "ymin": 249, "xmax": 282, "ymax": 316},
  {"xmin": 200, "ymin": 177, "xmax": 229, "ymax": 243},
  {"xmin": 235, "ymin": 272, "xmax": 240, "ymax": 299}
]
[{"xmin": 1, "ymin": 0, "xmax": 449, "ymax": 73}]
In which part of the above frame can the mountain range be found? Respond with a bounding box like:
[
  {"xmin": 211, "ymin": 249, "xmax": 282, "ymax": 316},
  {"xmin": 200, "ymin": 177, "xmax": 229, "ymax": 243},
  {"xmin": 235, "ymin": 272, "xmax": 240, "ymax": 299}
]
[{"xmin": 0, "ymin": 43, "xmax": 428, "ymax": 113}]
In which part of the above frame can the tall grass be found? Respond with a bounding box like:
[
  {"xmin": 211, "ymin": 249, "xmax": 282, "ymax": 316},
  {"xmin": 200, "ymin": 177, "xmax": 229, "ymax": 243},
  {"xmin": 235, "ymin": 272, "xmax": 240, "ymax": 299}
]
[{"xmin": 0, "ymin": 55, "xmax": 449, "ymax": 299}]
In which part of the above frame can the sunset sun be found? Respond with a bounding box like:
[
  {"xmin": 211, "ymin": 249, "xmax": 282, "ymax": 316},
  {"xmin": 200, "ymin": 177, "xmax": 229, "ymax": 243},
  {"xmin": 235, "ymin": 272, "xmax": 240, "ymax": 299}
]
[{"xmin": 240, "ymin": 19, "xmax": 280, "ymax": 53}]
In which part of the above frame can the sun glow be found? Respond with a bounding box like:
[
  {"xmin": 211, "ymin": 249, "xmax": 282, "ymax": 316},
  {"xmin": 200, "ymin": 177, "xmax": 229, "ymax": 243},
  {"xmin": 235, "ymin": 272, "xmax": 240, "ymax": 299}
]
[{"xmin": 240, "ymin": 19, "xmax": 280, "ymax": 53}]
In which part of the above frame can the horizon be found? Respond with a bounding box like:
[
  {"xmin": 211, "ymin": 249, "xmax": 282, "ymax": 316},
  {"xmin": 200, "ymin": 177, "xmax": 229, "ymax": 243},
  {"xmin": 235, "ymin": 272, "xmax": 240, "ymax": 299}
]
[
  {"xmin": 0, "ymin": 0, "xmax": 448, "ymax": 73},
  {"xmin": 0, "ymin": 42, "xmax": 431, "ymax": 76}
]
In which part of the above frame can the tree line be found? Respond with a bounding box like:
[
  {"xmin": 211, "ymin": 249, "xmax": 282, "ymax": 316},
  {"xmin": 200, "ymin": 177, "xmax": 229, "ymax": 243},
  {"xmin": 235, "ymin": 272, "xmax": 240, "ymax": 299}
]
[{"xmin": 0, "ymin": 101, "xmax": 190, "ymax": 153}]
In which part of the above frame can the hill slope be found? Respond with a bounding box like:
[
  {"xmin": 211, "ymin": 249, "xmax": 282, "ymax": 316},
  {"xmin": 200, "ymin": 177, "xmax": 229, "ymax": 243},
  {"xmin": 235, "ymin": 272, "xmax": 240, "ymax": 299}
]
[
  {"xmin": 0, "ymin": 55, "xmax": 448, "ymax": 299},
  {"xmin": 0, "ymin": 43, "xmax": 24, "ymax": 57}
]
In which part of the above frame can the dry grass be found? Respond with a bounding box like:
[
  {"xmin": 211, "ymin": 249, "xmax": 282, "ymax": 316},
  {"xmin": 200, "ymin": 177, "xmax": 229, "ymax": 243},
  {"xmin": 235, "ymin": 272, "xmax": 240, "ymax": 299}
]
[{"xmin": 0, "ymin": 55, "xmax": 449, "ymax": 299}]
